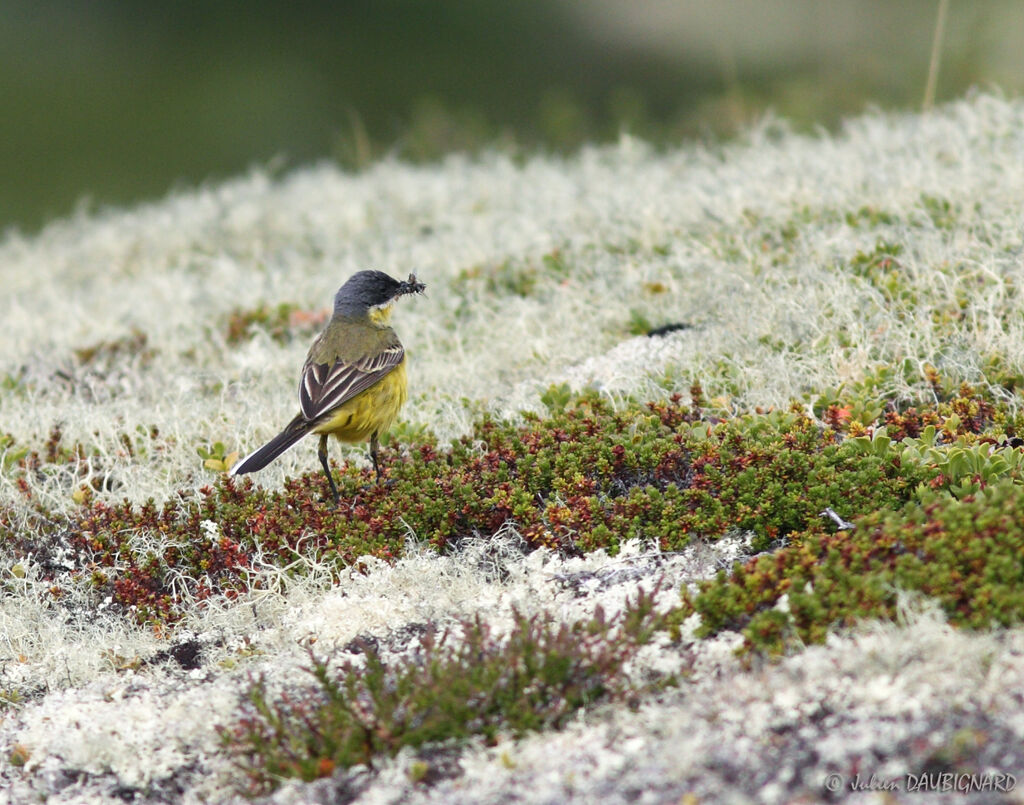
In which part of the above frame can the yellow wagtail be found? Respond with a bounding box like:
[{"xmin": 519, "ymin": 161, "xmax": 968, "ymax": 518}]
[{"xmin": 231, "ymin": 270, "xmax": 425, "ymax": 502}]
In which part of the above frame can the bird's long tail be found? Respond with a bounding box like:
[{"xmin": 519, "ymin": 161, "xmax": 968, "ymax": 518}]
[{"xmin": 230, "ymin": 415, "xmax": 313, "ymax": 476}]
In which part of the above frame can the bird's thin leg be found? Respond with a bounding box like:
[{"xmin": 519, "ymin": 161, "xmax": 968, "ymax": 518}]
[
  {"xmin": 318, "ymin": 433, "xmax": 340, "ymax": 504},
  {"xmin": 369, "ymin": 431, "xmax": 382, "ymax": 481}
]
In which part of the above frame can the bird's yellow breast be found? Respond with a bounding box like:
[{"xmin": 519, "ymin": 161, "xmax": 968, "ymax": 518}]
[{"xmin": 311, "ymin": 359, "xmax": 408, "ymax": 443}]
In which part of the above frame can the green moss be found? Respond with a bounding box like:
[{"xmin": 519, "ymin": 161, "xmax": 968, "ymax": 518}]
[
  {"xmin": 918, "ymin": 194, "xmax": 959, "ymax": 230},
  {"xmin": 844, "ymin": 204, "xmax": 899, "ymax": 229},
  {"xmin": 844, "ymin": 239, "xmax": 914, "ymax": 307},
  {"xmin": 686, "ymin": 479, "xmax": 1024, "ymax": 655}
]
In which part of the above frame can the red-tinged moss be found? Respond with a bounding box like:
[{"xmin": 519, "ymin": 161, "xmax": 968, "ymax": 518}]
[
  {"xmin": 814, "ymin": 377, "xmax": 1002, "ymax": 440},
  {"xmin": 884, "ymin": 406, "xmax": 939, "ymax": 440},
  {"xmin": 13, "ymin": 376, "xmax": 1024, "ymax": 627},
  {"xmin": 8, "ymin": 388, "xmax": 940, "ymax": 623},
  {"xmin": 225, "ymin": 303, "xmax": 327, "ymax": 346}
]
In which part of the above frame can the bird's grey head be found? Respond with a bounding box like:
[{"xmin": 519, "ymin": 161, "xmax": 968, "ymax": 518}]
[{"xmin": 333, "ymin": 270, "xmax": 425, "ymax": 316}]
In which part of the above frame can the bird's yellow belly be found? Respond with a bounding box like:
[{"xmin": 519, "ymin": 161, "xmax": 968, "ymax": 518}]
[{"xmin": 311, "ymin": 360, "xmax": 408, "ymax": 443}]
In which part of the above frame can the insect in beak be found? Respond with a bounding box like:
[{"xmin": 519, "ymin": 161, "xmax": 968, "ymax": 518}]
[{"xmin": 400, "ymin": 273, "xmax": 427, "ymax": 296}]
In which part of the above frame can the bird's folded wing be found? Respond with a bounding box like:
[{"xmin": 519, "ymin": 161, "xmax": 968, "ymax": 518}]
[{"xmin": 299, "ymin": 342, "xmax": 405, "ymax": 421}]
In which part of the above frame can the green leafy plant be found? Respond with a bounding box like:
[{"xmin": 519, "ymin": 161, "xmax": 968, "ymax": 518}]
[
  {"xmin": 0, "ymin": 434, "xmax": 29, "ymax": 473},
  {"xmin": 197, "ymin": 441, "xmax": 239, "ymax": 473}
]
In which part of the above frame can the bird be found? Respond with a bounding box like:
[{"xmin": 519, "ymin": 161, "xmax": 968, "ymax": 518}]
[{"xmin": 230, "ymin": 270, "xmax": 425, "ymax": 502}]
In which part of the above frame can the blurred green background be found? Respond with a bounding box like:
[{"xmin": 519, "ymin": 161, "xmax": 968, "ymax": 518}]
[{"xmin": 3, "ymin": 0, "xmax": 1023, "ymax": 233}]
